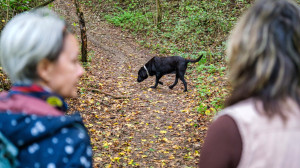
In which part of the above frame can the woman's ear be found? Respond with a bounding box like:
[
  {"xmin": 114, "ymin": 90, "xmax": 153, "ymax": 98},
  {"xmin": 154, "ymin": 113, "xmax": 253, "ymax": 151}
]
[{"xmin": 37, "ymin": 59, "xmax": 53, "ymax": 83}]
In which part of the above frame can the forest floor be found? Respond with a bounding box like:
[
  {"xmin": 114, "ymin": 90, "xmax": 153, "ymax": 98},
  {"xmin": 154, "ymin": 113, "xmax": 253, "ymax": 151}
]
[{"xmin": 53, "ymin": 0, "xmax": 212, "ymax": 167}]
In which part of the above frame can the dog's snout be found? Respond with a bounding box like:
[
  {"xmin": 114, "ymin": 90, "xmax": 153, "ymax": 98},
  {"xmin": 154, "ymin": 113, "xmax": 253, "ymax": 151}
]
[{"xmin": 137, "ymin": 77, "xmax": 143, "ymax": 82}]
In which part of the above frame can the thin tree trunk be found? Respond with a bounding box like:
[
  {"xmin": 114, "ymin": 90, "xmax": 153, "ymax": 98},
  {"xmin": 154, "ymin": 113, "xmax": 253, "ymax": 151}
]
[
  {"xmin": 6, "ymin": 0, "xmax": 9, "ymax": 22},
  {"xmin": 156, "ymin": 0, "xmax": 162, "ymax": 29},
  {"xmin": 34, "ymin": 0, "xmax": 56, "ymax": 9},
  {"xmin": 74, "ymin": 0, "xmax": 88, "ymax": 62}
]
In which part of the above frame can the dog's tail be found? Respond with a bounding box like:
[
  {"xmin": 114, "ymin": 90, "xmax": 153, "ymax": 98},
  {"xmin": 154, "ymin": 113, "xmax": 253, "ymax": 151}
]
[{"xmin": 186, "ymin": 54, "xmax": 203, "ymax": 63}]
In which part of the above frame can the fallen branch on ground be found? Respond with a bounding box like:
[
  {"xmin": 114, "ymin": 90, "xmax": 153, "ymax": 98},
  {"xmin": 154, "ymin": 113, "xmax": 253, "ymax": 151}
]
[{"xmin": 90, "ymin": 89, "xmax": 130, "ymax": 99}]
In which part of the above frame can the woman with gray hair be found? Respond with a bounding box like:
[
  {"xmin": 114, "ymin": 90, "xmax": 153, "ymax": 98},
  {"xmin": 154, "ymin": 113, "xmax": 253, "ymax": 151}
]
[
  {"xmin": 0, "ymin": 8, "xmax": 92, "ymax": 167},
  {"xmin": 199, "ymin": 0, "xmax": 300, "ymax": 167}
]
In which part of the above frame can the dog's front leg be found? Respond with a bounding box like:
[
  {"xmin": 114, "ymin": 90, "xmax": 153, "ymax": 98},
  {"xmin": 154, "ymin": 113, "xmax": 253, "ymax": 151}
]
[{"xmin": 151, "ymin": 74, "xmax": 162, "ymax": 89}]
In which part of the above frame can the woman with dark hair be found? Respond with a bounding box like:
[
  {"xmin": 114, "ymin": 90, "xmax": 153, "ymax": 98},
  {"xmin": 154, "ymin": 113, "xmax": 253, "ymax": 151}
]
[
  {"xmin": 0, "ymin": 8, "xmax": 92, "ymax": 167},
  {"xmin": 199, "ymin": 0, "xmax": 300, "ymax": 167}
]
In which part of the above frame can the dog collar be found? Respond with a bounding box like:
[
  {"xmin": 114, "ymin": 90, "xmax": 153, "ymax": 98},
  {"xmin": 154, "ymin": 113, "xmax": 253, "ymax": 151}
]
[{"xmin": 143, "ymin": 65, "xmax": 150, "ymax": 76}]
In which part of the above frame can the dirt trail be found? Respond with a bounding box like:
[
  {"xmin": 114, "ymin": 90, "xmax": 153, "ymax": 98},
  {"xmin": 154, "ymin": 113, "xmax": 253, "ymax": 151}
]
[{"xmin": 53, "ymin": 1, "xmax": 208, "ymax": 167}]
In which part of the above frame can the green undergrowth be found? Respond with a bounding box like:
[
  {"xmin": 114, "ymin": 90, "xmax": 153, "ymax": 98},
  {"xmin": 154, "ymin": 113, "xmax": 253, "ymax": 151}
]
[{"xmin": 102, "ymin": 0, "xmax": 246, "ymax": 56}]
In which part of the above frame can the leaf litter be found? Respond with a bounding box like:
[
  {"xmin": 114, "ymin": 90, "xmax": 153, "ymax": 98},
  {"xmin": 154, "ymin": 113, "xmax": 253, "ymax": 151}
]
[{"xmin": 53, "ymin": 1, "xmax": 215, "ymax": 167}]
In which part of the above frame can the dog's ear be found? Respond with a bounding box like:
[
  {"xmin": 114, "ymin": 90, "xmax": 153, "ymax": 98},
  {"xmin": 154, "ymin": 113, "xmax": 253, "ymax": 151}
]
[
  {"xmin": 138, "ymin": 67, "xmax": 142, "ymax": 75},
  {"xmin": 137, "ymin": 67, "xmax": 145, "ymax": 77}
]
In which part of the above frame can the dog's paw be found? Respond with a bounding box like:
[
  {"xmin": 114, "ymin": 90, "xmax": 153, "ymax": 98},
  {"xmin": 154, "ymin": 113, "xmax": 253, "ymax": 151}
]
[
  {"xmin": 183, "ymin": 89, "xmax": 188, "ymax": 92},
  {"xmin": 150, "ymin": 86, "xmax": 157, "ymax": 89},
  {"xmin": 169, "ymin": 86, "xmax": 174, "ymax": 89},
  {"xmin": 158, "ymin": 81, "xmax": 163, "ymax": 85}
]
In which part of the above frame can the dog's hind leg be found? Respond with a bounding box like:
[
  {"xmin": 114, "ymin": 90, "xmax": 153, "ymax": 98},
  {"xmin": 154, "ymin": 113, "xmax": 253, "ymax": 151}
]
[
  {"xmin": 179, "ymin": 74, "xmax": 188, "ymax": 92},
  {"xmin": 169, "ymin": 74, "xmax": 179, "ymax": 89}
]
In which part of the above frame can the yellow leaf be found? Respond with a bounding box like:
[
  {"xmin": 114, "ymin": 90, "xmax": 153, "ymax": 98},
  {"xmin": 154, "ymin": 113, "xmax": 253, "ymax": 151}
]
[
  {"xmin": 125, "ymin": 147, "xmax": 132, "ymax": 152},
  {"xmin": 126, "ymin": 124, "xmax": 133, "ymax": 127},
  {"xmin": 1, "ymin": 20, "xmax": 5, "ymax": 23},
  {"xmin": 169, "ymin": 155, "xmax": 175, "ymax": 159},
  {"xmin": 205, "ymin": 110, "xmax": 211, "ymax": 115},
  {"xmin": 128, "ymin": 159, "xmax": 134, "ymax": 165},
  {"xmin": 89, "ymin": 99, "xmax": 94, "ymax": 104},
  {"xmin": 181, "ymin": 108, "xmax": 189, "ymax": 112},
  {"xmin": 162, "ymin": 138, "xmax": 169, "ymax": 142},
  {"xmin": 186, "ymin": 119, "xmax": 193, "ymax": 122},
  {"xmin": 194, "ymin": 150, "xmax": 200, "ymax": 156},
  {"xmin": 113, "ymin": 157, "xmax": 120, "ymax": 162},
  {"xmin": 173, "ymin": 145, "xmax": 181, "ymax": 149},
  {"xmin": 103, "ymin": 141, "xmax": 109, "ymax": 148},
  {"xmin": 160, "ymin": 130, "xmax": 167, "ymax": 134}
]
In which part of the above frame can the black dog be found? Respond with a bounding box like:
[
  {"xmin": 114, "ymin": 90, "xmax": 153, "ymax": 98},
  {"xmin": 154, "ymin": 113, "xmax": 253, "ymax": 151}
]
[{"xmin": 137, "ymin": 55, "xmax": 203, "ymax": 92}]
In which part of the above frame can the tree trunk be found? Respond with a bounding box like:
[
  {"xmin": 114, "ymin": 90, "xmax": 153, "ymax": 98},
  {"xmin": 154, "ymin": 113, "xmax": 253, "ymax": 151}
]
[
  {"xmin": 74, "ymin": 0, "xmax": 88, "ymax": 62},
  {"xmin": 34, "ymin": 0, "xmax": 56, "ymax": 9},
  {"xmin": 156, "ymin": 0, "xmax": 162, "ymax": 29}
]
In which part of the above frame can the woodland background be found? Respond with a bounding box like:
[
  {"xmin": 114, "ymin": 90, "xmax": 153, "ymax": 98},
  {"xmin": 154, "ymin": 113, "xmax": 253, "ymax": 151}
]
[
  {"xmin": 1, "ymin": 0, "xmax": 296, "ymax": 167},
  {"xmin": 0, "ymin": 0, "xmax": 253, "ymax": 113}
]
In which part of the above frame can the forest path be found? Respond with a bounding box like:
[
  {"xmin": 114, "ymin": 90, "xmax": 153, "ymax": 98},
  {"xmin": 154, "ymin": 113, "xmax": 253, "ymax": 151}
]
[{"xmin": 53, "ymin": 1, "xmax": 208, "ymax": 167}]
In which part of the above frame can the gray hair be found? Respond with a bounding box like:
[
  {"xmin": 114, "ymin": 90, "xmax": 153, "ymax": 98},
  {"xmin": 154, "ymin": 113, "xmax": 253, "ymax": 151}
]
[
  {"xmin": 0, "ymin": 8, "xmax": 66, "ymax": 84},
  {"xmin": 226, "ymin": 0, "xmax": 300, "ymax": 119}
]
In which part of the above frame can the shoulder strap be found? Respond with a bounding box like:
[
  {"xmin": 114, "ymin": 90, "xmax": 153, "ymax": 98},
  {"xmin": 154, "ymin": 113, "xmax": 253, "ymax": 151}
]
[{"xmin": 0, "ymin": 132, "xmax": 19, "ymax": 168}]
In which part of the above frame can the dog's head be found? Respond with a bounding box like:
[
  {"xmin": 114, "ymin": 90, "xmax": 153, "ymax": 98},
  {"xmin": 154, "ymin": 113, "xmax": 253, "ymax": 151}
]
[{"xmin": 137, "ymin": 67, "xmax": 148, "ymax": 82}]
